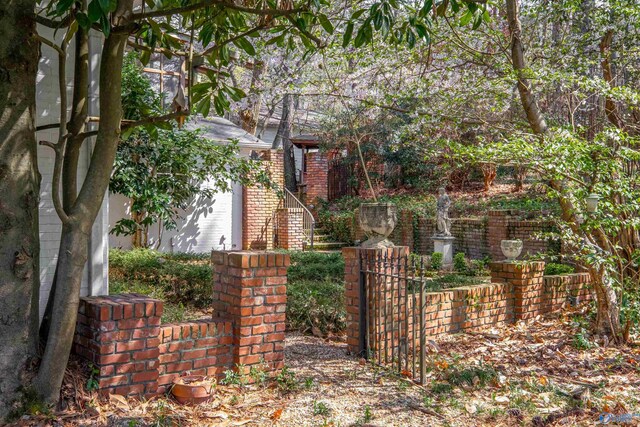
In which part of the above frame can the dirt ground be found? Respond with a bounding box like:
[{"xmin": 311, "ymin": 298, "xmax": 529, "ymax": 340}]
[{"xmin": 9, "ymin": 308, "xmax": 640, "ymax": 427}]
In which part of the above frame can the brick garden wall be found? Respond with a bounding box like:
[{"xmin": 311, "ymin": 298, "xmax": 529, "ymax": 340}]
[
  {"xmin": 383, "ymin": 209, "xmax": 556, "ymax": 260},
  {"xmin": 343, "ymin": 246, "xmax": 592, "ymax": 355},
  {"xmin": 243, "ymin": 150, "xmax": 284, "ymax": 250},
  {"xmin": 73, "ymin": 251, "xmax": 289, "ymax": 398}
]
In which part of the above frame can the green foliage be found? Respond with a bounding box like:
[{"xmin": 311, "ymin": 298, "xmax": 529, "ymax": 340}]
[
  {"xmin": 287, "ymin": 251, "xmax": 344, "ymax": 282},
  {"xmin": 86, "ymin": 364, "xmax": 100, "ymax": 392},
  {"xmin": 423, "ymin": 274, "xmax": 488, "ymax": 292},
  {"xmin": 286, "ymin": 252, "xmax": 346, "ymax": 335},
  {"xmin": 313, "ymin": 401, "xmax": 331, "ymax": 416},
  {"xmin": 430, "ymin": 252, "xmax": 443, "ymax": 271},
  {"xmin": 572, "ymin": 329, "xmax": 594, "ymax": 350},
  {"xmin": 317, "ymin": 208, "xmax": 355, "ymax": 244},
  {"xmin": 109, "ymin": 249, "xmax": 211, "ymax": 317},
  {"xmin": 453, "ymin": 253, "xmax": 467, "ymax": 273},
  {"xmin": 110, "ymin": 53, "xmax": 272, "ymax": 246},
  {"xmin": 249, "ymin": 364, "xmax": 269, "ymax": 387},
  {"xmin": 446, "ymin": 364, "xmax": 497, "ymax": 388},
  {"xmin": 221, "ymin": 365, "xmax": 248, "ymax": 386},
  {"xmin": 275, "ymin": 365, "xmax": 298, "ymax": 393},
  {"xmin": 287, "ymin": 280, "xmax": 346, "ymax": 335},
  {"xmin": 544, "ymin": 263, "xmax": 575, "ymax": 276}
]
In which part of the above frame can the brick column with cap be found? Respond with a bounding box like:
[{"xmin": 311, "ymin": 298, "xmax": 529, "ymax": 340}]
[
  {"xmin": 211, "ymin": 251, "xmax": 289, "ymax": 373},
  {"xmin": 490, "ymin": 261, "xmax": 546, "ymax": 320}
]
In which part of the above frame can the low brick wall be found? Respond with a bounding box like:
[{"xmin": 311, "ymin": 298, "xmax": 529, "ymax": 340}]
[
  {"xmin": 420, "ymin": 283, "xmax": 514, "ymax": 335},
  {"xmin": 157, "ymin": 319, "xmax": 233, "ymax": 394},
  {"xmin": 343, "ymin": 246, "xmax": 592, "ymax": 355},
  {"xmin": 74, "ymin": 294, "xmax": 163, "ymax": 396},
  {"xmin": 73, "ymin": 251, "xmax": 289, "ymax": 397},
  {"xmin": 544, "ymin": 273, "xmax": 591, "ymax": 313}
]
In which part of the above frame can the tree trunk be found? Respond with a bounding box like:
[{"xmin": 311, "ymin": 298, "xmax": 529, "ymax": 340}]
[
  {"xmin": 505, "ymin": 0, "xmax": 623, "ymax": 341},
  {"xmin": 272, "ymin": 93, "xmax": 297, "ymax": 191},
  {"xmin": 239, "ymin": 60, "xmax": 266, "ymax": 135},
  {"xmin": 35, "ymin": 1, "xmax": 131, "ymax": 402},
  {"xmin": 591, "ymin": 269, "xmax": 621, "ymax": 337},
  {"xmin": 40, "ymin": 27, "xmax": 91, "ymax": 345},
  {"xmin": 0, "ymin": 0, "xmax": 40, "ymax": 418},
  {"xmin": 505, "ymin": 0, "xmax": 548, "ymax": 134}
]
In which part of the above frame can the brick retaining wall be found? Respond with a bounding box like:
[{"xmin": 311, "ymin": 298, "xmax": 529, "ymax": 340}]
[{"xmin": 343, "ymin": 246, "xmax": 592, "ymax": 355}]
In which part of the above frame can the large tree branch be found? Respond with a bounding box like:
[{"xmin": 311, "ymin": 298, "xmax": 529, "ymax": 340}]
[
  {"xmin": 505, "ymin": 0, "xmax": 548, "ymax": 135},
  {"xmin": 599, "ymin": 30, "xmax": 624, "ymax": 130},
  {"xmin": 129, "ymin": 1, "xmax": 304, "ymax": 22}
]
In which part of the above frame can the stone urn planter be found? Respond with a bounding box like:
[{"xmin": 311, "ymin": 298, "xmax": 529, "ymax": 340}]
[
  {"xmin": 359, "ymin": 202, "xmax": 398, "ymax": 248},
  {"xmin": 500, "ymin": 239, "xmax": 523, "ymax": 261},
  {"xmin": 171, "ymin": 375, "xmax": 215, "ymax": 404}
]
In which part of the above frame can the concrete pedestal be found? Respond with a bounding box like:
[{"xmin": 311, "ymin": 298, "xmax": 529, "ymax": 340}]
[{"xmin": 432, "ymin": 236, "xmax": 455, "ymax": 266}]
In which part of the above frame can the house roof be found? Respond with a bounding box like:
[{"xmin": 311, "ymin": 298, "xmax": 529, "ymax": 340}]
[
  {"xmin": 291, "ymin": 134, "xmax": 321, "ymax": 149},
  {"xmin": 186, "ymin": 116, "xmax": 271, "ymax": 149}
]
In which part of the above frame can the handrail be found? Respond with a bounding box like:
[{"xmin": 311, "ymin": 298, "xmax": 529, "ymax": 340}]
[{"xmin": 282, "ymin": 187, "xmax": 315, "ymax": 250}]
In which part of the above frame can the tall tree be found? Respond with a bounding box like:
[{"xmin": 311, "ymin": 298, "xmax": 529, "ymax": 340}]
[
  {"xmin": 0, "ymin": 0, "xmax": 40, "ymax": 418},
  {"xmin": 272, "ymin": 93, "xmax": 298, "ymax": 191},
  {"xmin": 31, "ymin": 0, "xmax": 342, "ymax": 406}
]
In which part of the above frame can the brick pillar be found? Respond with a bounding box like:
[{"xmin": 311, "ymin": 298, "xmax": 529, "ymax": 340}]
[
  {"xmin": 343, "ymin": 246, "xmax": 409, "ymax": 356},
  {"xmin": 276, "ymin": 208, "xmax": 304, "ymax": 250},
  {"xmin": 242, "ymin": 149, "xmax": 284, "ymax": 250},
  {"xmin": 211, "ymin": 251, "xmax": 289, "ymax": 373},
  {"xmin": 73, "ymin": 294, "xmax": 163, "ymax": 397},
  {"xmin": 490, "ymin": 261, "xmax": 545, "ymax": 320},
  {"xmin": 304, "ymin": 151, "xmax": 328, "ymax": 203},
  {"xmin": 487, "ymin": 210, "xmax": 511, "ymax": 260}
]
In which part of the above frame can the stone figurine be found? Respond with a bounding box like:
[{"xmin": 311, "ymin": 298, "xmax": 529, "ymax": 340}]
[{"xmin": 435, "ymin": 187, "xmax": 452, "ymax": 237}]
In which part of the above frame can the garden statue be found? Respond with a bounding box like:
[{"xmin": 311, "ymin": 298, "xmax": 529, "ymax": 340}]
[{"xmin": 435, "ymin": 187, "xmax": 452, "ymax": 237}]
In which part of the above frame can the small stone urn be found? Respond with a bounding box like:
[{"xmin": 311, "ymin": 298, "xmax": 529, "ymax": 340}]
[
  {"xmin": 359, "ymin": 202, "xmax": 398, "ymax": 248},
  {"xmin": 500, "ymin": 239, "xmax": 523, "ymax": 261}
]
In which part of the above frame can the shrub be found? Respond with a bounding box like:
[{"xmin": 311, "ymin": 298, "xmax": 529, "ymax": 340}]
[
  {"xmin": 286, "ymin": 251, "xmax": 346, "ymax": 334},
  {"xmin": 288, "ymin": 251, "xmax": 344, "ymax": 282},
  {"xmin": 287, "ymin": 279, "xmax": 346, "ymax": 334},
  {"xmin": 544, "ymin": 263, "xmax": 575, "ymax": 276},
  {"xmin": 317, "ymin": 209, "xmax": 355, "ymax": 244},
  {"xmin": 430, "ymin": 252, "xmax": 443, "ymax": 271},
  {"xmin": 453, "ymin": 253, "xmax": 467, "ymax": 273},
  {"xmin": 109, "ymin": 248, "xmax": 212, "ymax": 308}
]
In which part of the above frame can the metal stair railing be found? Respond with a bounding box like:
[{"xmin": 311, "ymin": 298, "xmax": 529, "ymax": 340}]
[{"xmin": 281, "ymin": 187, "xmax": 315, "ymax": 249}]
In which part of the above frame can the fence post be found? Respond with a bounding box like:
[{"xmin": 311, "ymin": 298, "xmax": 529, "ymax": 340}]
[
  {"xmin": 343, "ymin": 246, "xmax": 410, "ymax": 357},
  {"xmin": 490, "ymin": 260, "xmax": 545, "ymax": 320}
]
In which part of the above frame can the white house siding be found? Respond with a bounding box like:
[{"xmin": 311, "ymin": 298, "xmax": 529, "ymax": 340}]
[
  {"xmin": 36, "ymin": 27, "xmax": 109, "ymax": 320},
  {"xmin": 108, "ymin": 181, "xmax": 242, "ymax": 253}
]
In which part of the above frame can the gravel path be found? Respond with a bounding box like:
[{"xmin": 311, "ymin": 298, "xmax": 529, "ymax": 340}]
[{"xmin": 278, "ymin": 333, "xmax": 440, "ymax": 427}]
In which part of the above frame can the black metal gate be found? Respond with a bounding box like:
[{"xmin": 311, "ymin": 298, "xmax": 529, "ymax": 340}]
[{"xmin": 359, "ymin": 251, "xmax": 428, "ymax": 384}]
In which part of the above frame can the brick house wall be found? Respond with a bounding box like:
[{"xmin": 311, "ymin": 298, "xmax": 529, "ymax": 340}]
[
  {"xmin": 73, "ymin": 251, "xmax": 289, "ymax": 397},
  {"xmin": 242, "ymin": 150, "xmax": 284, "ymax": 250},
  {"xmin": 303, "ymin": 151, "xmax": 328, "ymax": 204}
]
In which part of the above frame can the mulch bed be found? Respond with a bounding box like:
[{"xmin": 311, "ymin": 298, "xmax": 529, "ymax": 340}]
[{"xmin": 9, "ymin": 308, "xmax": 640, "ymax": 426}]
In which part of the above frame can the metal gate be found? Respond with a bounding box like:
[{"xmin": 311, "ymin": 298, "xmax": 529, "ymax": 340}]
[{"xmin": 359, "ymin": 251, "xmax": 429, "ymax": 384}]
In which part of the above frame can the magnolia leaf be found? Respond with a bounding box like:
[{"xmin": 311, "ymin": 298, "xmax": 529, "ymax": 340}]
[
  {"xmin": 318, "ymin": 14, "xmax": 334, "ymax": 34},
  {"xmin": 342, "ymin": 22, "xmax": 354, "ymax": 47}
]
